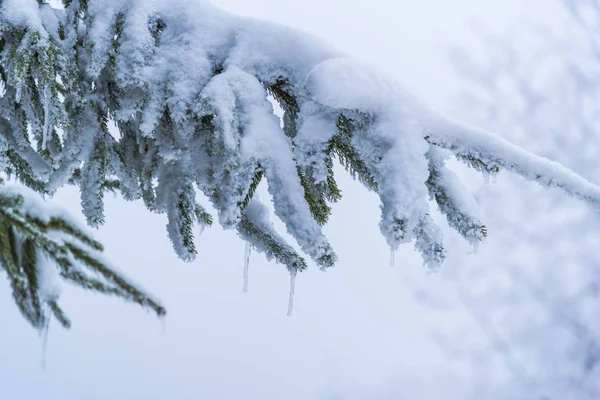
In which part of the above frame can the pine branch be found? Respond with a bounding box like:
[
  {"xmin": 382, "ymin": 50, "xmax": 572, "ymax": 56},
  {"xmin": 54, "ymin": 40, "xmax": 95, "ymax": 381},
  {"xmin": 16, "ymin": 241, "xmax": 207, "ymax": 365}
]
[
  {"xmin": 267, "ymin": 79, "xmax": 300, "ymax": 139},
  {"xmin": 425, "ymin": 148, "xmax": 487, "ymax": 245},
  {"xmin": 0, "ymin": 185, "xmax": 165, "ymax": 330},
  {"xmin": 238, "ymin": 166, "xmax": 263, "ymax": 211},
  {"xmin": 237, "ymin": 200, "xmax": 308, "ymax": 272},
  {"xmin": 328, "ymin": 114, "xmax": 379, "ymax": 192},
  {"xmin": 3, "ymin": 0, "xmax": 600, "ymax": 329},
  {"xmin": 413, "ymin": 214, "xmax": 446, "ymax": 271},
  {"xmin": 424, "ymin": 113, "xmax": 600, "ymax": 209},
  {"xmin": 296, "ymin": 166, "xmax": 333, "ymax": 226}
]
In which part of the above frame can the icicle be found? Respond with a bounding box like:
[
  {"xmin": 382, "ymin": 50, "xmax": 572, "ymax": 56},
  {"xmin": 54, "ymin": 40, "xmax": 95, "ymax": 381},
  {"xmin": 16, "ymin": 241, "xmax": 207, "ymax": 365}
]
[
  {"xmin": 40, "ymin": 309, "xmax": 51, "ymax": 371},
  {"xmin": 243, "ymin": 242, "xmax": 251, "ymax": 293},
  {"xmin": 482, "ymin": 170, "xmax": 491, "ymax": 185},
  {"xmin": 287, "ymin": 268, "xmax": 297, "ymax": 317},
  {"xmin": 468, "ymin": 240, "xmax": 480, "ymax": 255},
  {"xmin": 390, "ymin": 249, "xmax": 396, "ymax": 268},
  {"xmin": 0, "ymin": 77, "xmax": 5, "ymax": 98},
  {"xmin": 42, "ymin": 84, "xmax": 51, "ymax": 149}
]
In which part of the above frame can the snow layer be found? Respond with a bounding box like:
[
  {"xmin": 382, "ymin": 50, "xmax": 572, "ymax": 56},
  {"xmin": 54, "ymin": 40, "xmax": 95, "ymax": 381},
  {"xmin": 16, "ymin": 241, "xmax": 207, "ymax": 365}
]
[
  {"xmin": 0, "ymin": 0, "xmax": 45, "ymax": 32},
  {"xmin": 2, "ymin": 0, "xmax": 600, "ymax": 271}
]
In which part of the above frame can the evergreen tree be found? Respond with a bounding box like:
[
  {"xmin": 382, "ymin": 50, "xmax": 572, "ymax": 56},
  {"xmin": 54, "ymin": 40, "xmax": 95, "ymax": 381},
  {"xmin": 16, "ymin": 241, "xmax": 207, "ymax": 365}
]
[{"xmin": 1, "ymin": 0, "xmax": 600, "ymax": 329}]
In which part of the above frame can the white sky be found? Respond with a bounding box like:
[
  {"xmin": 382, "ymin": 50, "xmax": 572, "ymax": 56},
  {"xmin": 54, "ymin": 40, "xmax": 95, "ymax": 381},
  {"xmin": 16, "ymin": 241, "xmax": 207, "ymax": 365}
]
[{"xmin": 0, "ymin": 1, "xmax": 561, "ymax": 399}]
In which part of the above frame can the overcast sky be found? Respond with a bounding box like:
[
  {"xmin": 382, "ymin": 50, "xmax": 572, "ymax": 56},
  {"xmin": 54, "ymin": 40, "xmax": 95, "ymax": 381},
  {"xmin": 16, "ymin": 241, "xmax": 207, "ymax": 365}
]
[{"xmin": 0, "ymin": 1, "xmax": 559, "ymax": 399}]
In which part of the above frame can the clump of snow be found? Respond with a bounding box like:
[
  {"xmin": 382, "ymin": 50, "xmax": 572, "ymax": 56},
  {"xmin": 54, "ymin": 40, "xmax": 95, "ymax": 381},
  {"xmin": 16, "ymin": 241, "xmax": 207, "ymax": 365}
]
[
  {"xmin": 294, "ymin": 101, "xmax": 338, "ymax": 183},
  {"xmin": 307, "ymin": 58, "xmax": 430, "ymax": 248},
  {"xmin": 38, "ymin": 3, "xmax": 62, "ymax": 38},
  {"xmin": 36, "ymin": 253, "xmax": 62, "ymax": 302},
  {"xmin": 305, "ymin": 57, "xmax": 408, "ymax": 112},
  {"xmin": 0, "ymin": 0, "xmax": 45, "ymax": 32},
  {"xmin": 3, "ymin": 183, "xmax": 86, "ymax": 229}
]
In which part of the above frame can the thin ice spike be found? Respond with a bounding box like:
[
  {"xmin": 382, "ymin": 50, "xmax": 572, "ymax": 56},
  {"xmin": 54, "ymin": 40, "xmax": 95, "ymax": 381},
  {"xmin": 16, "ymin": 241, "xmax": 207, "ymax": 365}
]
[
  {"xmin": 243, "ymin": 242, "xmax": 251, "ymax": 293},
  {"xmin": 287, "ymin": 269, "xmax": 297, "ymax": 317},
  {"xmin": 41, "ymin": 309, "xmax": 51, "ymax": 370}
]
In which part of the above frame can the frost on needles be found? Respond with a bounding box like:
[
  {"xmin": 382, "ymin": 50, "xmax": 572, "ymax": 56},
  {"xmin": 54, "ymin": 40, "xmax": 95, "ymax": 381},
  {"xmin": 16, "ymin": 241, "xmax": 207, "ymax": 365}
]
[{"xmin": 3, "ymin": 0, "xmax": 600, "ymax": 328}]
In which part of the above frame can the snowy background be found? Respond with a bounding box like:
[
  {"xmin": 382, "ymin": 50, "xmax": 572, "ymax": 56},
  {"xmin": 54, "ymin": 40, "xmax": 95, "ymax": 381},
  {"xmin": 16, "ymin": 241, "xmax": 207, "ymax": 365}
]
[{"xmin": 1, "ymin": 0, "xmax": 591, "ymax": 399}]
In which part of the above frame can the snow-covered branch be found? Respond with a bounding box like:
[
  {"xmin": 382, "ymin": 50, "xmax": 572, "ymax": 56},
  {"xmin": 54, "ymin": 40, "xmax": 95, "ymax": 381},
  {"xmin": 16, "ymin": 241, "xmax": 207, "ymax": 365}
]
[
  {"xmin": 0, "ymin": 181, "xmax": 165, "ymax": 330},
  {"xmin": 1, "ymin": 0, "xmax": 600, "ymax": 282},
  {"xmin": 424, "ymin": 112, "xmax": 600, "ymax": 210}
]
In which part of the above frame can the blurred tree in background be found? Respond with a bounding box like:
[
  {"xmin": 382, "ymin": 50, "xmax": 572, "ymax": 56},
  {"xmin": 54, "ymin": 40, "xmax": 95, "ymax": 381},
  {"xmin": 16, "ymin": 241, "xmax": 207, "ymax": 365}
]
[{"xmin": 438, "ymin": 1, "xmax": 600, "ymax": 398}]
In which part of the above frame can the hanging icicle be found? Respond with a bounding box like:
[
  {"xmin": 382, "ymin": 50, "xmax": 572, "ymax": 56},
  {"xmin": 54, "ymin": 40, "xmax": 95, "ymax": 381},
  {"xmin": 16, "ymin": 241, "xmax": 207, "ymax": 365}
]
[
  {"xmin": 243, "ymin": 242, "xmax": 251, "ymax": 293},
  {"xmin": 41, "ymin": 307, "xmax": 51, "ymax": 370},
  {"xmin": 287, "ymin": 268, "xmax": 297, "ymax": 317},
  {"xmin": 468, "ymin": 241, "xmax": 480, "ymax": 255},
  {"xmin": 390, "ymin": 249, "xmax": 396, "ymax": 268}
]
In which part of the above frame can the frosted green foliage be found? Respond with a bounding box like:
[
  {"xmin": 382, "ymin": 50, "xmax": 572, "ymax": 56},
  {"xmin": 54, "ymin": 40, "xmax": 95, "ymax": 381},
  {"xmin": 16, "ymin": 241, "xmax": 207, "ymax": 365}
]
[
  {"xmin": 238, "ymin": 199, "xmax": 308, "ymax": 271},
  {"xmin": 412, "ymin": 214, "xmax": 445, "ymax": 271},
  {"xmin": 0, "ymin": 181, "xmax": 165, "ymax": 330},
  {"xmin": 2, "ymin": 0, "xmax": 600, "ymax": 329},
  {"xmin": 426, "ymin": 147, "xmax": 487, "ymax": 245}
]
